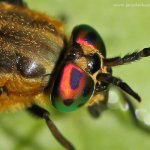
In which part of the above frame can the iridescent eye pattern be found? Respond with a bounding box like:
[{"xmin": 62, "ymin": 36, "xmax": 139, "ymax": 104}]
[
  {"xmin": 72, "ymin": 24, "xmax": 106, "ymax": 56},
  {"xmin": 51, "ymin": 63, "xmax": 94, "ymax": 112}
]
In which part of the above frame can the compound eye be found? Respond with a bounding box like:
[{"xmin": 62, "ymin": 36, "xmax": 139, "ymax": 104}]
[
  {"xmin": 51, "ymin": 63, "xmax": 94, "ymax": 112},
  {"xmin": 71, "ymin": 24, "xmax": 106, "ymax": 57}
]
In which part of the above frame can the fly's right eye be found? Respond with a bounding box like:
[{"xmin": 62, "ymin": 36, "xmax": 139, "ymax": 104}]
[{"xmin": 51, "ymin": 63, "xmax": 94, "ymax": 112}]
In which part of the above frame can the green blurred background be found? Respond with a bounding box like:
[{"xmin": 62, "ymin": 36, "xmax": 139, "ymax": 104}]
[{"xmin": 0, "ymin": 0, "xmax": 150, "ymax": 150}]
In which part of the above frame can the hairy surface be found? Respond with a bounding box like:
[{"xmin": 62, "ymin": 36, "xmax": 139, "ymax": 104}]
[{"xmin": 0, "ymin": 3, "xmax": 65, "ymax": 111}]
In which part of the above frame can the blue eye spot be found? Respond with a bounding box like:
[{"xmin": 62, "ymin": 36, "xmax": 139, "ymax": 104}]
[
  {"xmin": 84, "ymin": 32, "xmax": 96, "ymax": 45},
  {"xmin": 70, "ymin": 68, "xmax": 82, "ymax": 89}
]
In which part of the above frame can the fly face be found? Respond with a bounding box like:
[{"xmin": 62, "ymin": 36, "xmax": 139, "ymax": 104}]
[{"xmin": 51, "ymin": 25, "xmax": 110, "ymax": 112}]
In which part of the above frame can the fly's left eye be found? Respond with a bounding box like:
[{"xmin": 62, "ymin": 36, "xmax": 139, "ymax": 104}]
[
  {"xmin": 71, "ymin": 24, "xmax": 106, "ymax": 57},
  {"xmin": 51, "ymin": 63, "xmax": 94, "ymax": 112}
]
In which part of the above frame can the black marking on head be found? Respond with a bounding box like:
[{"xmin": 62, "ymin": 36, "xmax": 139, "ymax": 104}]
[
  {"xmin": 95, "ymin": 81, "xmax": 109, "ymax": 92},
  {"xmin": 67, "ymin": 43, "xmax": 84, "ymax": 61},
  {"xmin": 86, "ymin": 53, "xmax": 101, "ymax": 74}
]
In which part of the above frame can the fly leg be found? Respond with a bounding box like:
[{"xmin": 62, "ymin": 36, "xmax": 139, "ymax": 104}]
[{"xmin": 27, "ymin": 104, "xmax": 75, "ymax": 150}]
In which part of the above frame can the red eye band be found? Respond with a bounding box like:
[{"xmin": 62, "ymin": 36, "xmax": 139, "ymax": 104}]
[
  {"xmin": 59, "ymin": 63, "xmax": 84, "ymax": 100},
  {"xmin": 51, "ymin": 63, "xmax": 94, "ymax": 112},
  {"xmin": 76, "ymin": 34, "xmax": 96, "ymax": 49}
]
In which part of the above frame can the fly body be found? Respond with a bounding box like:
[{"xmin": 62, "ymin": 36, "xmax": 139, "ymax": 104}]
[{"xmin": 0, "ymin": 3, "xmax": 64, "ymax": 111}]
